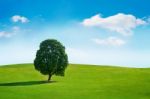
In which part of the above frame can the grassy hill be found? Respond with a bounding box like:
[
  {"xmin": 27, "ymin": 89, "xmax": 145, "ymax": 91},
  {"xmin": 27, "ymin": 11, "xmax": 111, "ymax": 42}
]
[{"xmin": 0, "ymin": 64, "xmax": 150, "ymax": 99}]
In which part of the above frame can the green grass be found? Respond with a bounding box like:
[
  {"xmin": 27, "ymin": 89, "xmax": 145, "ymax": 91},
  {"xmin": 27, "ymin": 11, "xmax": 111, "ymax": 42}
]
[{"xmin": 0, "ymin": 64, "xmax": 150, "ymax": 99}]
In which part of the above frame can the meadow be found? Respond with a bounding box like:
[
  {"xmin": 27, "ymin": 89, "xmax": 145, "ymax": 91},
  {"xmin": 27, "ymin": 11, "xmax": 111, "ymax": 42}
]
[{"xmin": 0, "ymin": 64, "xmax": 150, "ymax": 99}]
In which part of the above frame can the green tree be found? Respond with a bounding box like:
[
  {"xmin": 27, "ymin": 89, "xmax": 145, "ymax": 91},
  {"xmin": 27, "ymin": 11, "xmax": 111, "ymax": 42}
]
[{"xmin": 34, "ymin": 39, "xmax": 68, "ymax": 82}]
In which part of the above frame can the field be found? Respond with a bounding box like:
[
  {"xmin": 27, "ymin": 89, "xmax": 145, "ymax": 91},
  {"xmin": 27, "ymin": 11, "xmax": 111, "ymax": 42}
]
[{"xmin": 0, "ymin": 64, "xmax": 150, "ymax": 99}]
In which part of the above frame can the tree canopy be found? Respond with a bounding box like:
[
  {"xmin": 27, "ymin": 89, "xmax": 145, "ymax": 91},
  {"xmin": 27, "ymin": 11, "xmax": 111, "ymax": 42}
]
[{"xmin": 34, "ymin": 39, "xmax": 68, "ymax": 81}]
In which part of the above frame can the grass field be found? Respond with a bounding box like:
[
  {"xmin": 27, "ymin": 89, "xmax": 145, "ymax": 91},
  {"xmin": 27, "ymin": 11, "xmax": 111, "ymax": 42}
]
[{"xmin": 0, "ymin": 64, "xmax": 150, "ymax": 99}]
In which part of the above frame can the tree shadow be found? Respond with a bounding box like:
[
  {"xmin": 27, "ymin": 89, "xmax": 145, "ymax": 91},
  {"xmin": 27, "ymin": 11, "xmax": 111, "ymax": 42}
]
[{"xmin": 0, "ymin": 80, "xmax": 57, "ymax": 86}]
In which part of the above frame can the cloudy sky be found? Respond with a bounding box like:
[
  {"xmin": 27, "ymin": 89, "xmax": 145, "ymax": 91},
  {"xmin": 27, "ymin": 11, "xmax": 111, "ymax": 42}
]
[{"xmin": 0, "ymin": 0, "xmax": 150, "ymax": 67}]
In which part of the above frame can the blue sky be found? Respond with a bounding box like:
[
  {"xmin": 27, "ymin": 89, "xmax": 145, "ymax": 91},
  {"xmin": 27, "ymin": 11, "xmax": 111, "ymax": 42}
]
[{"xmin": 0, "ymin": 0, "xmax": 150, "ymax": 67}]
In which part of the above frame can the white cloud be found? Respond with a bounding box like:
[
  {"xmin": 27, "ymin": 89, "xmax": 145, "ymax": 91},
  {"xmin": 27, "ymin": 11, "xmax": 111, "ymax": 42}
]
[
  {"xmin": 82, "ymin": 13, "xmax": 147, "ymax": 36},
  {"xmin": 92, "ymin": 37, "xmax": 126, "ymax": 46},
  {"xmin": 0, "ymin": 31, "xmax": 13, "ymax": 38},
  {"xmin": 0, "ymin": 26, "xmax": 20, "ymax": 38},
  {"xmin": 12, "ymin": 15, "xmax": 29, "ymax": 23},
  {"xmin": 12, "ymin": 26, "xmax": 20, "ymax": 32}
]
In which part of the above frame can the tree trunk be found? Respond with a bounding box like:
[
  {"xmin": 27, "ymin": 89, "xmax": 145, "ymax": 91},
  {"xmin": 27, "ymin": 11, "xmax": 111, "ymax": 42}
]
[{"xmin": 48, "ymin": 74, "xmax": 52, "ymax": 82}]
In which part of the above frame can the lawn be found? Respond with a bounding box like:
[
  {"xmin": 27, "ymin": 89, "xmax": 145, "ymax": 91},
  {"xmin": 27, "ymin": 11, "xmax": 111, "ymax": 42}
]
[{"xmin": 0, "ymin": 64, "xmax": 150, "ymax": 99}]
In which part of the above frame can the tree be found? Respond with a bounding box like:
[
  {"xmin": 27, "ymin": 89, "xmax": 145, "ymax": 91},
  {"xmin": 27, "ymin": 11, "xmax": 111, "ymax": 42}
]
[{"xmin": 34, "ymin": 39, "xmax": 68, "ymax": 82}]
